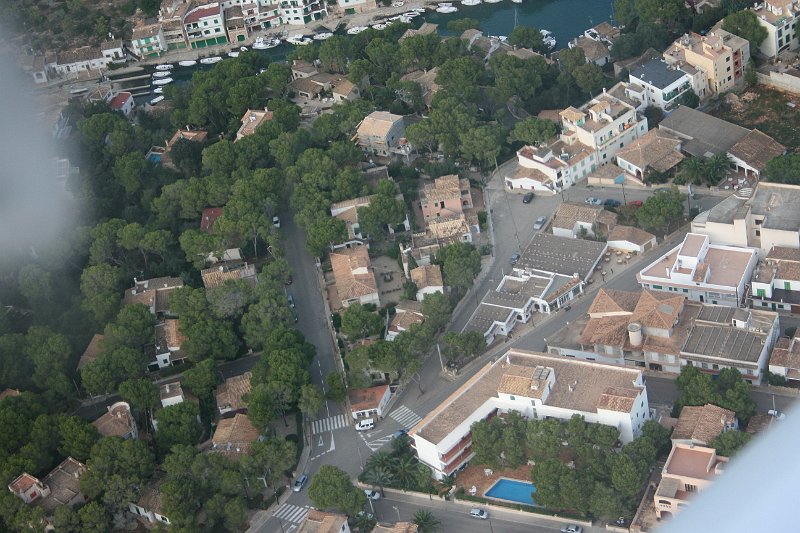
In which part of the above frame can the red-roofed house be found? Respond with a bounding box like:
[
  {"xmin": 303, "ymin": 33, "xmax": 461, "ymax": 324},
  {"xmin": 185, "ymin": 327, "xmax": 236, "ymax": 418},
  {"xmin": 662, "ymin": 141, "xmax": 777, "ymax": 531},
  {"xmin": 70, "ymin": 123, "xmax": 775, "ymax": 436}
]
[
  {"xmin": 200, "ymin": 207, "xmax": 223, "ymax": 233},
  {"xmin": 183, "ymin": 3, "xmax": 227, "ymax": 49},
  {"xmin": 109, "ymin": 91, "xmax": 135, "ymax": 117},
  {"xmin": 348, "ymin": 384, "xmax": 392, "ymax": 421}
]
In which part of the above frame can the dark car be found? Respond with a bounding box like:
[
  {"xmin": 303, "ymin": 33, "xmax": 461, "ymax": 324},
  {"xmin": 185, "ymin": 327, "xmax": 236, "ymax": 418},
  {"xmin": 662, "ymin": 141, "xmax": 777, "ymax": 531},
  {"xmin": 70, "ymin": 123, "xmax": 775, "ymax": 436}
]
[
  {"xmin": 510, "ymin": 252, "xmax": 521, "ymax": 264},
  {"xmin": 522, "ymin": 192, "xmax": 535, "ymax": 204},
  {"xmin": 604, "ymin": 199, "xmax": 621, "ymax": 207}
]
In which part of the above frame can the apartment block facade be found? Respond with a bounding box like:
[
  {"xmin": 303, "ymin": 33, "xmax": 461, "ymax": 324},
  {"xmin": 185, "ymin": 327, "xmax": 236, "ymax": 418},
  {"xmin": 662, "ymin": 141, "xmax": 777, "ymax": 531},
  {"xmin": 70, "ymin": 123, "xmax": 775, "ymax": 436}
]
[
  {"xmin": 663, "ymin": 30, "xmax": 750, "ymax": 94},
  {"xmin": 753, "ymin": 0, "xmax": 800, "ymax": 58}
]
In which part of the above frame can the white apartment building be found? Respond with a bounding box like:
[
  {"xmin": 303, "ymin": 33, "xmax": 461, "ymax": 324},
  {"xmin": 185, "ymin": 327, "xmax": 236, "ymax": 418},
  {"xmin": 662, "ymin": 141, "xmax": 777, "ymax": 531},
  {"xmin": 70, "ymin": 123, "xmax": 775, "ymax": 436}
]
[
  {"xmin": 183, "ymin": 2, "xmax": 227, "ymax": 49},
  {"xmin": 507, "ymin": 138, "xmax": 597, "ymax": 193},
  {"xmin": 627, "ymin": 59, "xmax": 708, "ymax": 111},
  {"xmin": 559, "ymin": 83, "xmax": 648, "ymax": 167},
  {"xmin": 52, "ymin": 47, "xmax": 112, "ymax": 76},
  {"xmin": 279, "ymin": 0, "xmax": 328, "ymax": 26},
  {"xmin": 753, "ymin": 0, "xmax": 800, "ymax": 58},
  {"xmin": 131, "ymin": 23, "xmax": 167, "ymax": 58},
  {"xmin": 409, "ymin": 349, "xmax": 650, "ymax": 479},
  {"xmin": 637, "ymin": 233, "xmax": 758, "ymax": 307}
]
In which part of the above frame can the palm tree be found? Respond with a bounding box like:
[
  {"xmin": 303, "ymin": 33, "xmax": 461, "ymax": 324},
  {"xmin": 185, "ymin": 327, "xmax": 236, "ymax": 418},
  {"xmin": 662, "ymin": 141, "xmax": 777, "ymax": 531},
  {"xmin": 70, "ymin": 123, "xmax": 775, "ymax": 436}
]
[
  {"xmin": 413, "ymin": 510, "xmax": 442, "ymax": 533},
  {"xmin": 680, "ymin": 157, "xmax": 706, "ymax": 185},
  {"xmin": 706, "ymin": 153, "xmax": 731, "ymax": 185},
  {"xmin": 362, "ymin": 465, "xmax": 394, "ymax": 497},
  {"xmin": 365, "ymin": 450, "xmax": 395, "ymax": 472},
  {"xmin": 393, "ymin": 455, "xmax": 421, "ymax": 490}
]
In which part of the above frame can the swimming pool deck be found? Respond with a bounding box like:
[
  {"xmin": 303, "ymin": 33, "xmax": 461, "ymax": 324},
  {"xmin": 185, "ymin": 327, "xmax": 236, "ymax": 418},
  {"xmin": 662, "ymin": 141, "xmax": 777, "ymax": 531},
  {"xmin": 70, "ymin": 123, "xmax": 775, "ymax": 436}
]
[
  {"xmin": 455, "ymin": 463, "xmax": 533, "ymax": 499},
  {"xmin": 485, "ymin": 478, "xmax": 537, "ymax": 506}
]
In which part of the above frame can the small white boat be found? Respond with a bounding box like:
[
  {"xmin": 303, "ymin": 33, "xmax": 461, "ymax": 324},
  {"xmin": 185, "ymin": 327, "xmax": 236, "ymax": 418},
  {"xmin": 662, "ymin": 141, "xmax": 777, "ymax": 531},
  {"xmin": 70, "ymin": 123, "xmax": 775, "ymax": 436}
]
[
  {"xmin": 462, "ymin": 0, "xmax": 481, "ymax": 5},
  {"xmin": 372, "ymin": 22, "xmax": 389, "ymax": 30},
  {"xmin": 152, "ymin": 77, "xmax": 173, "ymax": 86},
  {"xmin": 541, "ymin": 29, "xmax": 556, "ymax": 48},
  {"xmin": 240, "ymin": 46, "xmax": 248, "ymax": 51},
  {"xmin": 435, "ymin": 3, "xmax": 458, "ymax": 12},
  {"xmin": 178, "ymin": 60, "xmax": 197, "ymax": 67},
  {"xmin": 228, "ymin": 51, "xmax": 240, "ymax": 57},
  {"xmin": 402, "ymin": 11, "xmax": 420, "ymax": 17},
  {"xmin": 153, "ymin": 71, "xmax": 171, "ymax": 78},
  {"xmin": 313, "ymin": 32, "xmax": 334, "ymax": 40},
  {"xmin": 484, "ymin": 0, "xmax": 502, "ymax": 3},
  {"xmin": 512, "ymin": 0, "xmax": 522, "ymax": 3},
  {"xmin": 286, "ymin": 34, "xmax": 313, "ymax": 45},
  {"xmin": 388, "ymin": 15, "xmax": 403, "ymax": 21},
  {"xmin": 391, "ymin": 0, "xmax": 404, "ymax": 5},
  {"xmin": 200, "ymin": 56, "xmax": 222, "ymax": 64},
  {"xmin": 412, "ymin": 7, "xmax": 427, "ymax": 12},
  {"xmin": 155, "ymin": 64, "xmax": 174, "ymax": 71},
  {"xmin": 153, "ymin": 87, "xmax": 164, "ymax": 94},
  {"xmin": 264, "ymin": 38, "xmax": 281, "ymax": 48},
  {"xmin": 149, "ymin": 96, "xmax": 165, "ymax": 105},
  {"xmin": 252, "ymin": 37, "xmax": 268, "ymax": 49},
  {"xmin": 347, "ymin": 26, "xmax": 368, "ymax": 34}
]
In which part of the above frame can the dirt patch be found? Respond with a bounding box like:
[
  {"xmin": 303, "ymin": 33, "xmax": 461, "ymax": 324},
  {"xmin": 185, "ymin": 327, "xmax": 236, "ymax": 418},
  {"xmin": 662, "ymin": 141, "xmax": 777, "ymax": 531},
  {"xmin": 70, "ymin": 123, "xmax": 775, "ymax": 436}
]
[{"xmin": 711, "ymin": 86, "xmax": 800, "ymax": 151}]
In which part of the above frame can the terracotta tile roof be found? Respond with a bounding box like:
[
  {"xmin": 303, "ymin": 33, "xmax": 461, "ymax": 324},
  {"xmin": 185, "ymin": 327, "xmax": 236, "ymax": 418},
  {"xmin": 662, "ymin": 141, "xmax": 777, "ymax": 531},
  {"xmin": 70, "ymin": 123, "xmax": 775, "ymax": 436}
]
[
  {"xmin": 237, "ymin": 108, "xmax": 273, "ymax": 139},
  {"xmin": 357, "ymin": 111, "xmax": 404, "ymax": 138},
  {"xmin": 769, "ymin": 336, "xmax": 800, "ymax": 369},
  {"xmin": 616, "ymin": 129, "xmax": 685, "ymax": 172},
  {"xmin": 292, "ymin": 60, "xmax": 318, "ymax": 74},
  {"xmin": 412, "ymin": 350, "xmax": 644, "ymax": 445},
  {"xmin": 575, "ymin": 35, "xmax": 610, "ymax": 61},
  {"xmin": 299, "ymin": 510, "xmax": 349, "ymax": 533},
  {"xmin": 159, "ymin": 381, "xmax": 184, "ymax": 402},
  {"xmin": 399, "ymin": 22, "xmax": 438, "ymax": 43},
  {"xmin": 349, "ymin": 384, "xmax": 390, "ymax": 412},
  {"xmin": 332, "ymin": 79, "xmax": 357, "ymax": 97},
  {"xmin": 8, "ymin": 473, "xmax": 39, "ymax": 494},
  {"xmin": 426, "ymin": 215, "xmax": 470, "ymax": 239},
  {"xmin": 673, "ymin": 403, "xmax": 736, "ymax": 444},
  {"xmin": 200, "ymin": 207, "xmax": 223, "ymax": 233},
  {"xmin": 211, "ymin": 413, "xmax": 260, "ymax": 455},
  {"xmin": 40, "ymin": 457, "xmax": 86, "ymax": 512},
  {"xmin": 184, "ymin": 4, "xmax": 220, "ymax": 24},
  {"xmin": 0, "ymin": 388, "xmax": 21, "ymax": 401},
  {"xmin": 109, "ymin": 92, "xmax": 132, "ymax": 110},
  {"xmin": 78, "ymin": 334, "xmax": 105, "ymax": 370},
  {"xmin": 608, "ymin": 225, "xmax": 655, "ymax": 246},
  {"xmin": 420, "ymin": 174, "xmax": 469, "ymax": 204},
  {"xmin": 201, "ymin": 262, "xmax": 257, "ymax": 288},
  {"xmin": 728, "ymin": 129, "xmax": 785, "ymax": 172},
  {"xmin": 291, "ymin": 76, "xmax": 325, "ymax": 95},
  {"xmin": 551, "ymin": 202, "xmax": 618, "ymax": 233},
  {"xmin": 560, "ymin": 107, "xmax": 585, "ymax": 122},
  {"xmin": 400, "ymin": 68, "xmax": 440, "ymax": 106},
  {"xmin": 410, "ymin": 265, "xmax": 443, "ymax": 289},
  {"xmin": 330, "ymin": 247, "xmax": 378, "ymax": 302},
  {"xmin": 132, "ymin": 22, "xmax": 162, "ymax": 41},
  {"xmin": 597, "ymin": 386, "xmax": 639, "ymax": 412},
  {"xmin": 168, "ymin": 129, "xmax": 207, "ymax": 146},
  {"xmin": 56, "ymin": 46, "xmax": 103, "ymax": 65},
  {"xmin": 389, "ymin": 308, "xmax": 424, "ymax": 333},
  {"xmin": 588, "ymin": 288, "xmax": 641, "ymax": 315},
  {"xmin": 164, "ymin": 319, "xmax": 186, "ymax": 348},
  {"xmin": 537, "ymin": 109, "xmax": 563, "ymax": 124},
  {"xmin": 215, "ymin": 372, "xmax": 252, "ymax": 412},
  {"xmin": 92, "ymin": 402, "xmax": 135, "ymax": 438}
]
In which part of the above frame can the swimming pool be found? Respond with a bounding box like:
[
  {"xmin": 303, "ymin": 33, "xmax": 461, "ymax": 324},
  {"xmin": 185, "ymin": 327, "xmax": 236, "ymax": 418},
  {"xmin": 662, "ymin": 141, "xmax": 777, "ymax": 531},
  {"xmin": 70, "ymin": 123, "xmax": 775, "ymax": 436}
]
[{"xmin": 484, "ymin": 478, "xmax": 537, "ymax": 506}]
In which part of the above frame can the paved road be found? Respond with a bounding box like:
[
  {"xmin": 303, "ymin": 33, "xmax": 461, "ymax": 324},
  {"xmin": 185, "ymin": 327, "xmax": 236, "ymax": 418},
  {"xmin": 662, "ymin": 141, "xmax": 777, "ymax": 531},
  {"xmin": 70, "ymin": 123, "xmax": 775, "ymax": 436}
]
[{"xmin": 370, "ymin": 493, "xmax": 597, "ymax": 533}]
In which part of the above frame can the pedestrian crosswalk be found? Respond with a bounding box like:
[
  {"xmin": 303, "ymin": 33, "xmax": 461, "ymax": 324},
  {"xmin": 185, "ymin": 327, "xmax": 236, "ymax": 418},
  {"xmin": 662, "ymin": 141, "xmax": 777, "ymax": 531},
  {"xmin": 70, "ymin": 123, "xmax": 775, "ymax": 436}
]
[
  {"xmin": 389, "ymin": 405, "xmax": 422, "ymax": 429},
  {"xmin": 273, "ymin": 503, "xmax": 310, "ymax": 525},
  {"xmin": 362, "ymin": 434, "xmax": 393, "ymax": 452},
  {"xmin": 311, "ymin": 414, "xmax": 348, "ymax": 434}
]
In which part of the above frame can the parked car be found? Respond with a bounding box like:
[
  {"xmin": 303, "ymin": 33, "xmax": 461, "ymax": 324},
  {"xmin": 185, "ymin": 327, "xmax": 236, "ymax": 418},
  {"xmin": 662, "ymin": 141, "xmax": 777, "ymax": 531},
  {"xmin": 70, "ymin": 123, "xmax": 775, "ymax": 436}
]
[
  {"xmin": 272, "ymin": 216, "xmax": 281, "ymax": 228},
  {"xmin": 510, "ymin": 252, "xmax": 521, "ymax": 265},
  {"xmin": 292, "ymin": 474, "xmax": 308, "ymax": 492},
  {"xmin": 522, "ymin": 191, "xmax": 535, "ymax": 204},
  {"xmin": 364, "ymin": 489, "xmax": 381, "ymax": 500},
  {"xmin": 585, "ymin": 197, "xmax": 602, "ymax": 205},
  {"xmin": 355, "ymin": 418, "xmax": 375, "ymax": 431},
  {"xmin": 560, "ymin": 525, "xmax": 583, "ymax": 533},
  {"xmin": 768, "ymin": 409, "xmax": 786, "ymax": 420},
  {"xmin": 627, "ymin": 200, "xmax": 643, "ymax": 207},
  {"xmin": 392, "ymin": 429, "xmax": 408, "ymax": 439},
  {"xmin": 287, "ymin": 294, "xmax": 295, "ymax": 308},
  {"xmin": 604, "ymin": 199, "xmax": 621, "ymax": 207},
  {"xmin": 469, "ymin": 508, "xmax": 489, "ymax": 520},
  {"xmin": 533, "ymin": 216, "xmax": 547, "ymax": 230}
]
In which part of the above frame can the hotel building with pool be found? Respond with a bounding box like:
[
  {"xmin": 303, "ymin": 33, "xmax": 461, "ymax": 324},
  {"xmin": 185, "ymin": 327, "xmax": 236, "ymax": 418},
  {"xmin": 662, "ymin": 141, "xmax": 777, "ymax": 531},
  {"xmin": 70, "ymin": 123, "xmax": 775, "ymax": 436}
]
[{"xmin": 409, "ymin": 349, "xmax": 651, "ymax": 480}]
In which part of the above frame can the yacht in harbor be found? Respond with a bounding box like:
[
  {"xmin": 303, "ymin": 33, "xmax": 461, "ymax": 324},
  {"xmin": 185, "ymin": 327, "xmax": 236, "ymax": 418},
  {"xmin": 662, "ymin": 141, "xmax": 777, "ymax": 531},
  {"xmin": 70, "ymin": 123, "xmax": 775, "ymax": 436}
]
[
  {"xmin": 178, "ymin": 60, "xmax": 197, "ymax": 67},
  {"xmin": 286, "ymin": 34, "xmax": 313, "ymax": 45},
  {"xmin": 199, "ymin": 56, "xmax": 222, "ymax": 64},
  {"xmin": 462, "ymin": 0, "xmax": 481, "ymax": 5},
  {"xmin": 155, "ymin": 64, "xmax": 174, "ymax": 71},
  {"xmin": 541, "ymin": 29, "xmax": 556, "ymax": 49},
  {"xmin": 436, "ymin": 3, "xmax": 458, "ymax": 12},
  {"xmin": 152, "ymin": 77, "xmax": 173, "ymax": 85},
  {"xmin": 153, "ymin": 71, "xmax": 171, "ymax": 78},
  {"xmin": 313, "ymin": 32, "xmax": 334, "ymax": 40}
]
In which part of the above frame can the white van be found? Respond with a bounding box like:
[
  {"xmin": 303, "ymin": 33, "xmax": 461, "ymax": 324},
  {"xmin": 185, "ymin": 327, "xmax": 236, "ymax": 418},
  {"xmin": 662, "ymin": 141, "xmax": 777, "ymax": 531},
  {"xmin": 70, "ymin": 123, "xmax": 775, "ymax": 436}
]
[{"xmin": 355, "ymin": 418, "xmax": 375, "ymax": 431}]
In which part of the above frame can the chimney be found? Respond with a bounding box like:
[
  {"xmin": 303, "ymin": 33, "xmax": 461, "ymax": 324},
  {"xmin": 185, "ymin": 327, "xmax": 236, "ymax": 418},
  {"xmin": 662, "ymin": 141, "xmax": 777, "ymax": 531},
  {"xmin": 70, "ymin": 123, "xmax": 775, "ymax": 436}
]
[
  {"xmin": 628, "ymin": 322, "xmax": 643, "ymax": 347},
  {"xmin": 666, "ymin": 267, "xmax": 670, "ymax": 278}
]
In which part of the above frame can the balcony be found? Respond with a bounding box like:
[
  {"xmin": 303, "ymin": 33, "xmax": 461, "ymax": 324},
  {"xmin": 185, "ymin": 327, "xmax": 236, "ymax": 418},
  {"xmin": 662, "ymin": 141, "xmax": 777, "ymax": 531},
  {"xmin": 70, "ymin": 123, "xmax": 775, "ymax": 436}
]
[
  {"xmin": 440, "ymin": 433, "xmax": 472, "ymax": 464},
  {"xmin": 443, "ymin": 446, "xmax": 473, "ymax": 475}
]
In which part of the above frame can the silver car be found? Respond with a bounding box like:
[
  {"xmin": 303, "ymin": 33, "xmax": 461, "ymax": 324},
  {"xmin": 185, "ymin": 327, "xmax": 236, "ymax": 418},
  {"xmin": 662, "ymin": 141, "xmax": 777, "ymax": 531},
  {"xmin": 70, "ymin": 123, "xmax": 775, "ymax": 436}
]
[{"xmin": 533, "ymin": 216, "xmax": 547, "ymax": 230}]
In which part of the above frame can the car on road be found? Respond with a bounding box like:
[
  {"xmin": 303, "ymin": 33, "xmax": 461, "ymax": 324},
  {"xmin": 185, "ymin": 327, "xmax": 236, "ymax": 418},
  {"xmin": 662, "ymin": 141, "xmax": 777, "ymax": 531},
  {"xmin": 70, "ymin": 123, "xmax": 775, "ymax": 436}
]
[
  {"xmin": 585, "ymin": 197, "xmax": 603, "ymax": 205},
  {"xmin": 627, "ymin": 200, "xmax": 643, "ymax": 207},
  {"xmin": 392, "ymin": 429, "xmax": 408, "ymax": 439},
  {"xmin": 768, "ymin": 409, "xmax": 786, "ymax": 420},
  {"xmin": 287, "ymin": 294, "xmax": 295, "ymax": 308},
  {"xmin": 469, "ymin": 508, "xmax": 489, "ymax": 520},
  {"xmin": 364, "ymin": 489, "xmax": 381, "ymax": 500},
  {"xmin": 522, "ymin": 191, "xmax": 535, "ymax": 204},
  {"xmin": 533, "ymin": 215, "xmax": 547, "ymax": 230},
  {"xmin": 510, "ymin": 252, "xmax": 521, "ymax": 265},
  {"xmin": 272, "ymin": 216, "xmax": 281, "ymax": 228},
  {"xmin": 604, "ymin": 199, "xmax": 621, "ymax": 207},
  {"xmin": 560, "ymin": 525, "xmax": 583, "ymax": 533},
  {"xmin": 355, "ymin": 418, "xmax": 375, "ymax": 431},
  {"xmin": 292, "ymin": 474, "xmax": 308, "ymax": 492}
]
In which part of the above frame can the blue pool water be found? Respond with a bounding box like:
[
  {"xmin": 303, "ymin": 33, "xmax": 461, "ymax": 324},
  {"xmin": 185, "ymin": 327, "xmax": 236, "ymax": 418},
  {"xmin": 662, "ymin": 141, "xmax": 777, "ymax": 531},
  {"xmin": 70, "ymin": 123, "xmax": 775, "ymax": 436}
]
[{"xmin": 484, "ymin": 478, "xmax": 537, "ymax": 506}]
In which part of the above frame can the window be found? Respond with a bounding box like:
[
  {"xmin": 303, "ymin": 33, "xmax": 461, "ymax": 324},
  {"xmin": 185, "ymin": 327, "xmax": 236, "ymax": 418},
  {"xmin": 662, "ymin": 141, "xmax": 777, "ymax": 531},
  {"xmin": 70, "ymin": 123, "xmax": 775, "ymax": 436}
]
[
  {"xmin": 509, "ymin": 395, "xmax": 515, "ymax": 401},
  {"xmin": 652, "ymin": 285, "xmax": 663, "ymax": 290}
]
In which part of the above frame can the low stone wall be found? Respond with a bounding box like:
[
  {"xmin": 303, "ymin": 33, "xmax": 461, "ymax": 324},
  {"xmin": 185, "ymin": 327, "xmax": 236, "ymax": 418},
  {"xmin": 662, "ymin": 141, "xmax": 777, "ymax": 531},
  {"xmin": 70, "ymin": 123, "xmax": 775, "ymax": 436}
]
[{"xmin": 757, "ymin": 71, "xmax": 800, "ymax": 96}]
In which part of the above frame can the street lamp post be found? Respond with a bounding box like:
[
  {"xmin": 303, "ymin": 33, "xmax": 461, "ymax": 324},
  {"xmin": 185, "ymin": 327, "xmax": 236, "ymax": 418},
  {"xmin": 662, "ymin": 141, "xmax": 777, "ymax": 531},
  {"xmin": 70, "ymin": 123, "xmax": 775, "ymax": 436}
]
[{"xmin": 392, "ymin": 506, "xmax": 401, "ymax": 523}]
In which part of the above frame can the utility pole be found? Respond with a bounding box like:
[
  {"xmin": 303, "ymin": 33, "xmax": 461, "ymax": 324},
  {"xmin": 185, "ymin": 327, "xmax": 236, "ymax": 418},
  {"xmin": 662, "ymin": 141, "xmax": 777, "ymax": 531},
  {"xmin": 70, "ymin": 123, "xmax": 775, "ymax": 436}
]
[{"xmin": 437, "ymin": 343, "xmax": 445, "ymax": 372}]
